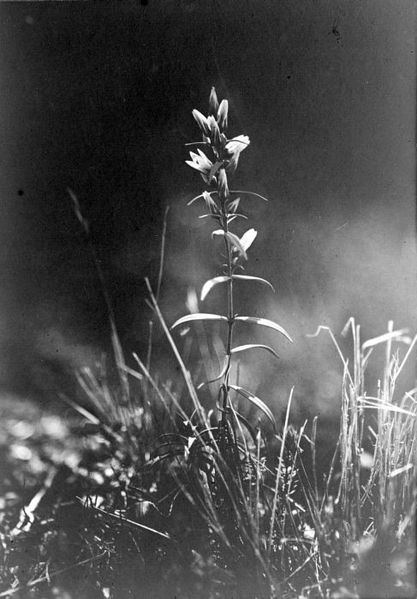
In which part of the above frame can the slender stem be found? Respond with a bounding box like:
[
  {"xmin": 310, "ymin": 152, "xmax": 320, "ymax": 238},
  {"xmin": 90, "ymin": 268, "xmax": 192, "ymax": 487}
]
[{"xmin": 220, "ymin": 191, "xmax": 235, "ymax": 416}]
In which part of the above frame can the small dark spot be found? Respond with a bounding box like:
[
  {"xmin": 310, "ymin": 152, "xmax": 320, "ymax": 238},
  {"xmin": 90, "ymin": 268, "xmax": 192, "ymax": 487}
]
[
  {"xmin": 17, "ymin": 189, "xmax": 24, "ymax": 196},
  {"xmin": 330, "ymin": 19, "xmax": 342, "ymax": 45},
  {"xmin": 287, "ymin": 75, "xmax": 291, "ymax": 80},
  {"xmin": 140, "ymin": 0, "xmax": 148, "ymax": 5}
]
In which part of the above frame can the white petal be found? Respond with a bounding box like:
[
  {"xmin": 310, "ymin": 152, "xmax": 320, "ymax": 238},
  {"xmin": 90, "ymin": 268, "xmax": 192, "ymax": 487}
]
[
  {"xmin": 240, "ymin": 228, "xmax": 257, "ymax": 252},
  {"xmin": 226, "ymin": 135, "xmax": 250, "ymax": 155}
]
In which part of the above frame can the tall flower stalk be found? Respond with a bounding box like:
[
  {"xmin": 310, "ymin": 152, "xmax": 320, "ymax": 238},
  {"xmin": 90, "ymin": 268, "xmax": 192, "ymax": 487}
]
[{"xmin": 172, "ymin": 87, "xmax": 292, "ymax": 438}]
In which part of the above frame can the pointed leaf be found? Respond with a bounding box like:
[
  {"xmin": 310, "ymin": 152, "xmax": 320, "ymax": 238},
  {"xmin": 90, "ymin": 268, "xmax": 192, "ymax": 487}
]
[
  {"xmin": 68, "ymin": 188, "xmax": 89, "ymax": 234},
  {"xmin": 227, "ymin": 214, "xmax": 248, "ymax": 223},
  {"xmin": 202, "ymin": 190, "xmax": 217, "ymax": 210},
  {"xmin": 197, "ymin": 358, "xmax": 228, "ymax": 389},
  {"xmin": 229, "ymin": 385, "xmax": 276, "ymax": 430},
  {"xmin": 233, "ymin": 410, "xmax": 258, "ymax": 446},
  {"xmin": 198, "ymin": 214, "xmax": 221, "ymax": 220},
  {"xmin": 232, "ymin": 275, "xmax": 275, "ymax": 293},
  {"xmin": 235, "ymin": 316, "xmax": 292, "ymax": 342},
  {"xmin": 230, "ymin": 189, "xmax": 269, "ymax": 202},
  {"xmin": 201, "ymin": 274, "xmax": 275, "ymax": 302},
  {"xmin": 201, "ymin": 276, "xmax": 229, "ymax": 301},
  {"xmin": 171, "ymin": 313, "xmax": 228, "ymax": 330},
  {"xmin": 231, "ymin": 344, "xmax": 280, "ymax": 360},
  {"xmin": 228, "ymin": 197, "xmax": 240, "ymax": 212},
  {"xmin": 187, "ymin": 191, "xmax": 215, "ymax": 206},
  {"xmin": 362, "ymin": 329, "xmax": 408, "ymax": 351}
]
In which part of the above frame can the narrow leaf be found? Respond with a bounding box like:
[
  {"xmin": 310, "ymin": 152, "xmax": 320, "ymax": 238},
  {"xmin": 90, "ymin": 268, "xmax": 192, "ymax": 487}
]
[
  {"xmin": 201, "ymin": 276, "xmax": 229, "ymax": 301},
  {"xmin": 198, "ymin": 214, "xmax": 221, "ymax": 220},
  {"xmin": 202, "ymin": 190, "xmax": 217, "ymax": 210},
  {"xmin": 187, "ymin": 191, "xmax": 217, "ymax": 206},
  {"xmin": 232, "ymin": 275, "xmax": 275, "ymax": 293},
  {"xmin": 122, "ymin": 365, "xmax": 143, "ymax": 381},
  {"xmin": 389, "ymin": 464, "xmax": 413, "ymax": 478},
  {"xmin": 357, "ymin": 396, "xmax": 415, "ymax": 417},
  {"xmin": 228, "ymin": 197, "xmax": 240, "ymax": 212},
  {"xmin": 82, "ymin": 502, "xmax": 171, "ymax": 540},
  {"xmin": 235, "ymin": 316, "xmax": 292, "ymax": 342},
  {"xmin": 197, "ymin": 358, "xmax": 228, "ymax": 389},
  {"xmin": 233, "ymin": 410, "xmax": 258, "ymax": 446},
  {"xmin": 171, "ymin": 313, "xmax": 228, "ymax": 330},
  {"xmin": 201, "ymin": 274, "xmax": 275, "ymax": 302},
  {"xmin": 227, "ymin": 214, "xmax": 248, "ymax": 223},
  {"xmin": 229, "ymin": 385, "xmax": 276, "ymax": 429},
  {"xmin": 362, "ymin": 329, "xmax": 408, "ymax": 350},
  {"xmin": 67, "ymin": 187, "xmax": 89, "ymax": 234},
  {"xmin": 231, "ymin": 344, "xmax": 280, "ymax": 360},
  {"xmin": 230, "ymin": 189, "xmax": 269, "ymax": 202}
]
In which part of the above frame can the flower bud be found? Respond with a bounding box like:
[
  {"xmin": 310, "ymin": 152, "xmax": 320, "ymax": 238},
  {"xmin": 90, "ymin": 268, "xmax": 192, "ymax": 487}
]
[
  {"xmin": 217, "ymin": 99, "xmax": 228, "ymax": 130},
  {"xmin": 217, "ymin": 167, "xmax": 229, "ymax": 199},
  {"xmin": 208, "ymin": 87, "xmax": 219, "ymax": 115},
  {"xmin": 207, "ymin": 115, "xmax": 221, "ymax": 147},
  {"xmin": 192, "ymin": 109, "xmax": 211, "ymax": 136}
]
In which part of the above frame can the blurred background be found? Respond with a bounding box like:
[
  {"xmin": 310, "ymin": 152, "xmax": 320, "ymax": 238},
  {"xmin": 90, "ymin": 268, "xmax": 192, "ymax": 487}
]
[{"xmin": 0, "ymin": 0, "xmax": 415, "ymax": 420}]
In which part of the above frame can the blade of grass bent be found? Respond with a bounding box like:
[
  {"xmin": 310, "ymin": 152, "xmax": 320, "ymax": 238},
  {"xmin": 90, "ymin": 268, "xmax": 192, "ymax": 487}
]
[{"xmin": 145, "ymin": 278, "xmax": 205, "ymax": 423}]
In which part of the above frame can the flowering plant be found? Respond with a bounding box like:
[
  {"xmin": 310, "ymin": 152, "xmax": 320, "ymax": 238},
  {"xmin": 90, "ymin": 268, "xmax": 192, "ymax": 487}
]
[{"xmin": 172, "ymin": 88, "xmax": 292, "ymax": 433}]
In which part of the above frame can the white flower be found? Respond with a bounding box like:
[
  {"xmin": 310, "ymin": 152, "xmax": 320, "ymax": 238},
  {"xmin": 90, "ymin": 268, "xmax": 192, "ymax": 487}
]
[
  {"xmin": 185, "ymin": 149, "xmax": 214, "ymax": 183},
  {"xmin": 225, "ymin": 135, "xmax": 250, "ymax": 173},
  {"xmin": 225, "ymin": 135, "xmax": 250, "ymax": 156}
]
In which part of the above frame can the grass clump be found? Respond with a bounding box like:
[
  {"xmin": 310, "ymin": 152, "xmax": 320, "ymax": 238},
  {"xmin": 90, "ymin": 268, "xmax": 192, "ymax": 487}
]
[{"xmin": 0, "ymin": 88, "xmax": 415, "ymax": 599}]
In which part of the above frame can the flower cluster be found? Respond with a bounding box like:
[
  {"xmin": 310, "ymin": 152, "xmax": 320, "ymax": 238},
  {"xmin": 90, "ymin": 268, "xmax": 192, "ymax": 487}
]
[{"xmin": 185, "ymin": 87, "xmax": 250, "ymax": 199}]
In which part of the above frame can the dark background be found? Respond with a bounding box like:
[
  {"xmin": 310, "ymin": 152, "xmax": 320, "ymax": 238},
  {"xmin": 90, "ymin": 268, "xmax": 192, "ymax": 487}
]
[{"xmin": 0, "ymin": 1, "xmax": 415, "ymax": 415}]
